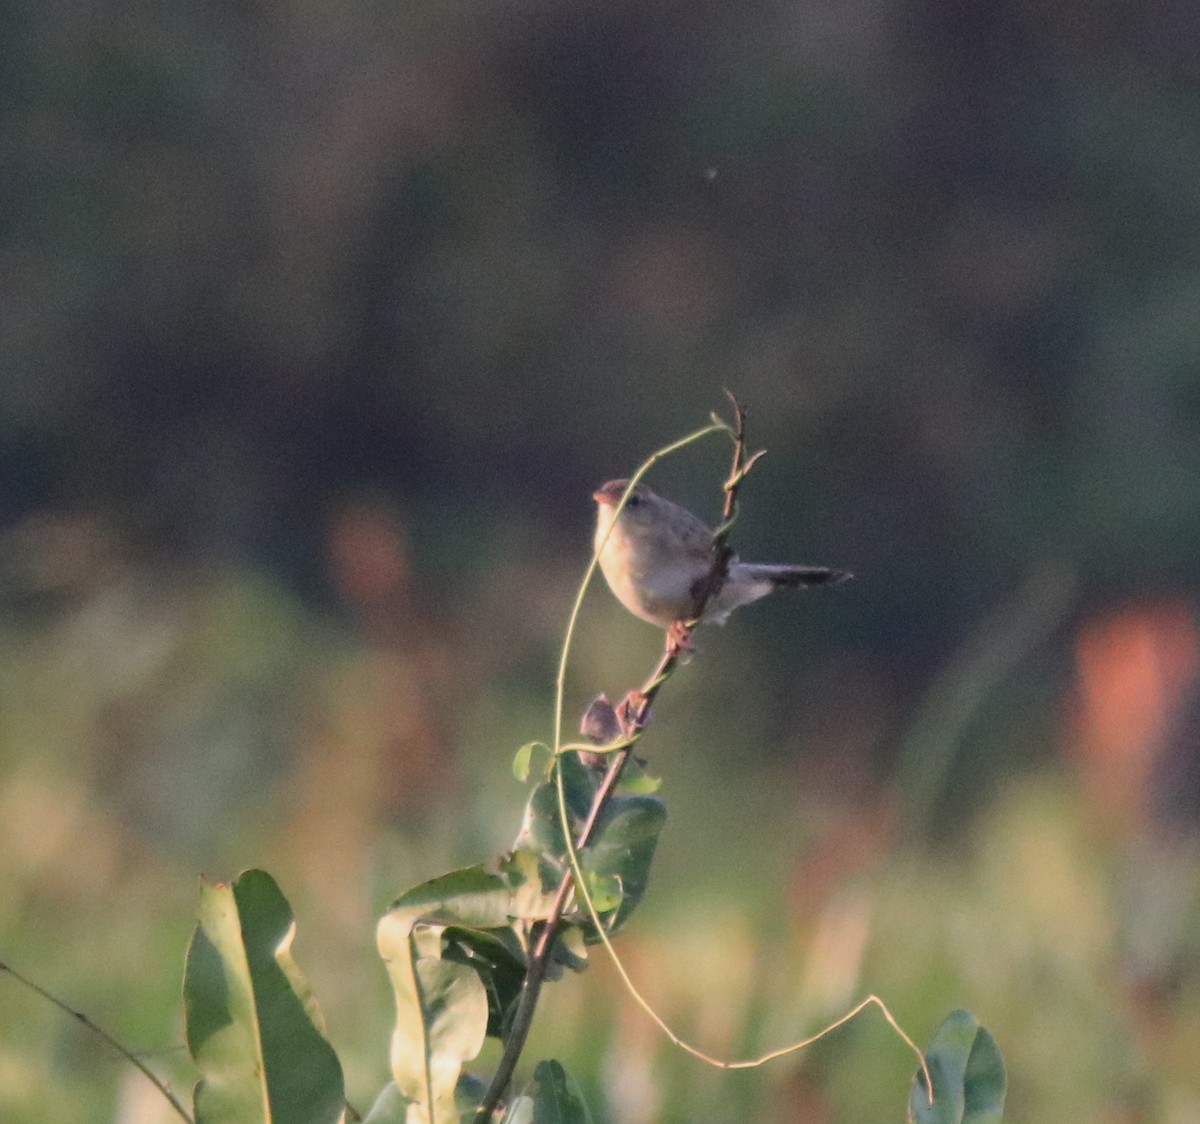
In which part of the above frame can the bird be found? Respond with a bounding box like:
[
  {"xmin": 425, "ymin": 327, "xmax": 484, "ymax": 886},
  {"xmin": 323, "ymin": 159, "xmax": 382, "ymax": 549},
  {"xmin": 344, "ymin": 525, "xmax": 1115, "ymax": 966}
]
[{"xmin": 592, "ymin": 479, "xmax": 851, "ymax": 629}]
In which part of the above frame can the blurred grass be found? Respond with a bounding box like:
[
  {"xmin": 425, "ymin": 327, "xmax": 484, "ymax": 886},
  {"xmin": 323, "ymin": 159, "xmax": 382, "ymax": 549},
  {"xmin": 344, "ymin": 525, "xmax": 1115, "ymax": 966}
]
[
  {"xmin": 5, "ymin": 7, "xmax": 1200, "ymax": 1116},
  {"xmin": 2, "ymin": 519, "xmax": 1200, "ymax": 1122}
]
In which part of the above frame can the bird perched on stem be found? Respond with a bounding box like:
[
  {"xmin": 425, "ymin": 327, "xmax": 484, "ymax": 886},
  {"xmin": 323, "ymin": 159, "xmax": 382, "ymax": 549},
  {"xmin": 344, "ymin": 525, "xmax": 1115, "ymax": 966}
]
[{"xmin": 593, "ymin": 479, "xmax": 851, "ymax": 629}]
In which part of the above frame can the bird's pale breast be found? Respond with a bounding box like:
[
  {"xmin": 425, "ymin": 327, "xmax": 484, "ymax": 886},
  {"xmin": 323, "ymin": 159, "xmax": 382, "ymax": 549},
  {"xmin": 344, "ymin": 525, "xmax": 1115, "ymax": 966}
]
[{"xmin": 595, "ymin": 508, "xmax": 701, "ymax": 626}]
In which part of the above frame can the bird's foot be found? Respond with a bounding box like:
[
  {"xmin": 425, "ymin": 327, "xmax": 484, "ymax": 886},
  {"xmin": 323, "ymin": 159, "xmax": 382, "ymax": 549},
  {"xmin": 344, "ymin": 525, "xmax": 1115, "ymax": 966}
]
[{"xmin": 666, "ymin": 620, "xmax": 697, "ymax": 658}]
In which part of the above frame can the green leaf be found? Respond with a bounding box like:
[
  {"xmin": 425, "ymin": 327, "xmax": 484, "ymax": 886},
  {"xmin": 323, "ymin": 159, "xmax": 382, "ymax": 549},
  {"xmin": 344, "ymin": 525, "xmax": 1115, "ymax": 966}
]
[
  {"xmin": 455, "ymin": 1072, "xmax": 491, "ymax": 1121},
  {"xmin": 511, "ymin": 762, "xmax": 665, "ymax": 939},
  {"xmin": 514, "ymin": 757, "xmax": 602, "ymax": 859},
  {"xmin": 377, "ymin": 905, "xmax": 490, "ymax": 1124},
  {"xmin": 577, "ymin": 795, "xmax": 666, "ymax": 937},
  {"xmin": 908, "ymin": 1009, "xmax": 1006, "ymax": 1124},
  {"xmin": 362, "ymin": 1074, "xmax": 488, "ymax": 1124},
  {"xmin": 390, "ymin": 866, "xmax": 518, "ymax": 930},
  {"xmin": 513, "ymin": 742, "xmax": 551, "ymax": 782},
  {"xmin": 499, "ymin": 1062, "xmax": 592, "ymax": 1124},
  {"xmin": 184, "ymin": 869, "xmax": 345, "ymax": 1124},
  {"xmin": 388, "ymin": 853, "xmax": 558, "ymax": 930},
  {"xmin": 381, "ymin": 852, "xmax": 570, "ymax": 1047},
  {"xmin": 441, "ymin": 927, "xmax": 527, "ymax": 1037},
  {"xmin": 579, "ymin": 872, "xmax": 622, "ymax": 913},
  {"xmin": 528, "ymin": 1060, "xmax": 593, "ymax": 1124},
  {"xmin": 499, "ymin": 850, "xmax": 562, "ymax": 922},
  {"xmin": 362, "ymin": 1082, "xmax": 413, "ymax": 1124},
  {"xmin": 617, "ymin": 756, "xmax": 662, "ymax": 795},
  {"xmin": 548, "ymin": 924, "xmax": 589, "ymax": 974}
]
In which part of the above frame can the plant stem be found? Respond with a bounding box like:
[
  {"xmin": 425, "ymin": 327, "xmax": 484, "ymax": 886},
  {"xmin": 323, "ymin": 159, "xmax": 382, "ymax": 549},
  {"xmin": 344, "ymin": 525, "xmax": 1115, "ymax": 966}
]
[
  {"xmin": 0, "ymin": 959, "xmax": 193, "ymax": 1123},
  {"xmin": 474, "ymin": 397, "xmax": 758, "ymax": 1122},
  {"xmin": 472, "ymin": 741, "xmax": 635, "ymax": 1122}
]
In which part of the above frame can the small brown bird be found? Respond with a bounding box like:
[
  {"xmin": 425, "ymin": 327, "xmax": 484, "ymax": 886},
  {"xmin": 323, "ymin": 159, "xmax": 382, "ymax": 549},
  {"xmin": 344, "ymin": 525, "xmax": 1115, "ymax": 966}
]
[{"xmin": 593, "ymin": 479, "xmax": 851, "ymax": 628}]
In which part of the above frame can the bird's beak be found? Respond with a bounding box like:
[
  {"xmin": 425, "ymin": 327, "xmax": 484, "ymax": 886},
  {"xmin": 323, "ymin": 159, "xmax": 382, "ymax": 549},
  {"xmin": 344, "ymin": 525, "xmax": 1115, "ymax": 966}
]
[{"xmin": 594, "ymin": 480, "xmax": 628, "ymax": 506}]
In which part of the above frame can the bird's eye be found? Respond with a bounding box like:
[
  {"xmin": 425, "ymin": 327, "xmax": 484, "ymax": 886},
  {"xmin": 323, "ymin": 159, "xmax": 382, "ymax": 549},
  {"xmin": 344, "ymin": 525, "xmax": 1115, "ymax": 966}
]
[{"xmin": 625, "ymin": 493, "xmax": 640, "ymax": 508}]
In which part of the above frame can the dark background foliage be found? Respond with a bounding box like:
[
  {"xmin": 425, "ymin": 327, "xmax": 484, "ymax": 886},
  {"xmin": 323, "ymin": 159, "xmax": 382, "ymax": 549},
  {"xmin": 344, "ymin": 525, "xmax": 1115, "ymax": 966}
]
[{"xmin": 3, "ymin": 2, "xmax": 1200, "ymax": 1121}]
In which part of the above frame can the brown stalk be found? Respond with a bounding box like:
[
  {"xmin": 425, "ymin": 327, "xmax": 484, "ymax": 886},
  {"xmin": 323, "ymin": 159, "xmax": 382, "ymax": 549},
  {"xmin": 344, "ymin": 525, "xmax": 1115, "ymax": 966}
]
[{"xmin": 473, "ymin": 397, "xmax": 761, "ymax": 1122}]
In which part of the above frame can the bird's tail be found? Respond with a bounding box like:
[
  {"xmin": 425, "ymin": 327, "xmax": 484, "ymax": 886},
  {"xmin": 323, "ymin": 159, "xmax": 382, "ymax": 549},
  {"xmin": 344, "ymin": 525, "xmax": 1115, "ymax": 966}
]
[{"xmin": 741, "ymin": 564, "xmax": 853, "ymax": 588}]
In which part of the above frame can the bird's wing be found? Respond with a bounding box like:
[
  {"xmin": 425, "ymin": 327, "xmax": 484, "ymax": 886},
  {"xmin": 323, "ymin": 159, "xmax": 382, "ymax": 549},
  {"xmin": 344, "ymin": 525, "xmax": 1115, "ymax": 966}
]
[{"xmin": 666, "ymin": 500, "xmax": 717, "ymax": 554}]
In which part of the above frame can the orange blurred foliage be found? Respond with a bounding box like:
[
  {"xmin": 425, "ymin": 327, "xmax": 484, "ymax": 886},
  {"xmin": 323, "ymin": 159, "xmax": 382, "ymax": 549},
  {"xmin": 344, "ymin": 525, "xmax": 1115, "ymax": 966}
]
[{"xmin": 1068, "ymin": 600, "xmax": 1200, "ymax": 836}]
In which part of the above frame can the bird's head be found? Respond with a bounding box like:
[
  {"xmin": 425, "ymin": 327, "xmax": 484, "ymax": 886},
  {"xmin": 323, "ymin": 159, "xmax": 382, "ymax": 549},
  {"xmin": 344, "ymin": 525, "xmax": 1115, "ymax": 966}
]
[{"xmin": 592, "ymin": 480, "xmax": 663, "ymax": 530}]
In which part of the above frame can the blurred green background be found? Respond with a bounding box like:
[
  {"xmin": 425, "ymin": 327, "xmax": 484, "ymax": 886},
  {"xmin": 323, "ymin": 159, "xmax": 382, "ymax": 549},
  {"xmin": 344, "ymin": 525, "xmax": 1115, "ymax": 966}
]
[{"xmin": 4, "ymin": 1, "xmax": 1200, "ymax": 1120}]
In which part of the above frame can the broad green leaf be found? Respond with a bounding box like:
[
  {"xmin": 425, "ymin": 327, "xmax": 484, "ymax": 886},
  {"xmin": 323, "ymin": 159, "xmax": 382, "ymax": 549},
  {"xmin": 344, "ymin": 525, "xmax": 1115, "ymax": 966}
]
[
  {"xmin": 908, "ymin": 1009, "xmax": 1006, "ymax": 1124},
  {"xmin": 579, "ymin": 872, "xmax": 622, "ymax": 913},
  {"xmin": 496, "ymin": 1062, "xmax": 592, "ymax": 1124},
  {"xmin": 362, "ymin": 1075, "xmax": 488, "ymax": 1124},
  {"xmin": 377, "ymin": 907, "xmax": 489, "ymax": 1124},
  {"xmin": 391, "ymin": 866, "xmax": 519, "ymax": 930},
  {"xmin": 512, "ymin": 763, "xmax": 665, "ymax": 938},
  {"xmin": 550, "ymin": 925, "xmax": 589, "ymax": 973},
  {"xmin": 184, "ymin": 869, "xmax": 345, "ymax": 1124},
  {"xmin": 617, "ymin": 756, "xmax": 662, "ymax": 795},
  {"xmin": 513, "ymin": 742, "xmax": 551, "ymax": 782},
  {"xmin": 381, "ymin": 853, "xmax": 566, "ymax": 1049},
  {"xmin": 577, "ymin": 795, "xmax": 665, "ymax": 936},
  {"xmin": 388, "ymin": 853, "xmax": 558, "ymax": 930},
  {"xmin": 514, "ymin": 757, "xmax": 602, "ymax": 861},
  {"xmin": 362, "ymin": 1083, "xmax": 413, "ymax": 1124},
  {"xmin": 528, "ymin": 1060, "xmax": 593, "ymax": 1124},
  {"xmin": 500, "ymin": 849, "xmax": 562, "ymax": 921},
  {"xmin": 455, "ymin": 1072, "xmax": 491, "ymax": 1120},
  {"xmin": 441, "ymin": 927, "xmax": 527, "ymax": 1037},
  {"xmin": 512, "ymin": 749, "xmax": 666, "ymax": 934}
]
